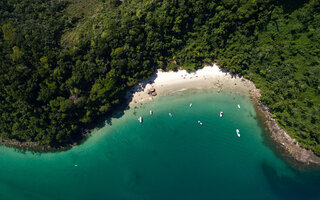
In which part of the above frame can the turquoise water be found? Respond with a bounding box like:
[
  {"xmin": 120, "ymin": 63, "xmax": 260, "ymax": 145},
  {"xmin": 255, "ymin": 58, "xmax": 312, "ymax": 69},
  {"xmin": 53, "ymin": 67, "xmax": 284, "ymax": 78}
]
[{"xmin": 1, "ymin": 89, "xmax": 320, "ymax": 200}]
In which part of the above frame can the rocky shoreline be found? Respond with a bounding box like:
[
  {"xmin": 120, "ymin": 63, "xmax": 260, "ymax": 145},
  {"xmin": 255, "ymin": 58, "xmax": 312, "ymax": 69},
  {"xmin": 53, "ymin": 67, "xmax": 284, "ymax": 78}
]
[
  {"xmin": 126, "ymin": 64, "xmax": 320, "ymax": 166},
  {"xmin": 0, "ymin": 128, "xmax": 92, "ymax": 153},
  {"xmin": 246, "ymin": 81, "xmax": 320, "ymax": 166},
  {"xmin": 0, "ymin": 137, "xmax": 57, "ymax": 152},
  {"xmin": 1, "ymin": 65, "xmax": 320, "ymax": 167},
  {"xmin": 0, "ymin": 137, "xmax": 78, "ymax": 152}
]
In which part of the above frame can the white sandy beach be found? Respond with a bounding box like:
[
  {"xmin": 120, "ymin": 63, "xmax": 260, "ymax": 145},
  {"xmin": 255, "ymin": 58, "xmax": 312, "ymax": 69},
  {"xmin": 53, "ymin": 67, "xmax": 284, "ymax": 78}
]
[
  {"xmin": 126, "ymin": 64, "xmax": 320, "ymax": 165},
  {"xmin": 128, "ymin": 64, "xmax": 258, "ymax": 107}
]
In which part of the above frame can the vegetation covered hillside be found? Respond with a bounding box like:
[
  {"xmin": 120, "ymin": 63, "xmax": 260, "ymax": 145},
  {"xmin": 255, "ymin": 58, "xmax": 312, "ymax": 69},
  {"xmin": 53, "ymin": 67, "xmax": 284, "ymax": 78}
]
[{"xmin": 0, "ymin": 0, "xmax": 319, "ymax": 153}]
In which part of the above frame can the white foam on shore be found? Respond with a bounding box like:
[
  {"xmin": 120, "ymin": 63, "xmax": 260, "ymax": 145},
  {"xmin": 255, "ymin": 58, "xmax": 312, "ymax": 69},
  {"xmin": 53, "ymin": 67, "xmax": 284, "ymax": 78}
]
[{"xmin": 172, "ymin": 88, "xmax": 187, "ymax": 93}]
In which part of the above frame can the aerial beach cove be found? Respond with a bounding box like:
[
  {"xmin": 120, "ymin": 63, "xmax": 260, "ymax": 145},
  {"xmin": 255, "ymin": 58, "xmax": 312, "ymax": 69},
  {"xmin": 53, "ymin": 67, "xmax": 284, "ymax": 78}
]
[{"xmin": 1, "ymin": 66, "xmax": 320, "ymax": 199}]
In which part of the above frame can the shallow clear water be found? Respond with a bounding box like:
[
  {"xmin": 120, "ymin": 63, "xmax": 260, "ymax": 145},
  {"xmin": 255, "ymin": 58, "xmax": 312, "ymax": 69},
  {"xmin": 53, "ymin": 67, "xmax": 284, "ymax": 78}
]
[{"xmin": 1, "ymin": 89, "xmax": 320, "ymax": 200}]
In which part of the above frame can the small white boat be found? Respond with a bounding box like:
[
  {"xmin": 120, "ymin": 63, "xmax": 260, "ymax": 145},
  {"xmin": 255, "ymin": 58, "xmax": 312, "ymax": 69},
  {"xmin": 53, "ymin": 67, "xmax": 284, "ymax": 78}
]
[
  {"xmin": 138, "ymin": 116, "xmax": 143, "ymax": 123},
  {"xmin": 220, "ymin": 111, "xmax": 223, "ymax": 117},
  {"xmin": 169, "ymin": 113, "xmax": 173, "ymax": 117},
  {"xmin": 190, "ymin": 103, "xmax": 192, "ymax": 107},
  {"xmin": 198, "ymin": 120, "xmax": 203, "ymax": 125},
  {"xmin": 74, "ymin": 165, "xmax": 78, "ymax": 167},
  {"xmin": 150, "ymin": 110, "xmax": 153, "ymax": 115},
  {"xmin": 237, "ymin": 104, "xmax": 241, "ymax": 109},
  {"xmin": 236, "ymin": 129, "xmax": 240, "ymax": 137}
]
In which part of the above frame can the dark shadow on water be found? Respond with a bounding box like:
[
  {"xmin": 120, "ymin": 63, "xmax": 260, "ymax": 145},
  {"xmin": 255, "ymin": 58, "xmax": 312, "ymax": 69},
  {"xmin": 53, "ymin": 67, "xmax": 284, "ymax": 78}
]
[
  {"xmin": 72, "ymin": 72, "xmax": 159, "ymax": 148},
  {"xmin": 81, "ymin": 71, "xmax": 159, "ymax": 136},
  {"xmin": 0, "ymin": 72, "xmax": 159, "ymax": 154},
  {"xmin": 261, "ymin": 161, "xmax": 320, "ymax": 200},
  {"xmin": 253, "ymin": 103, "xmax": 320, "ymax": 172},
  {"xmin": 104, "ymin": 109, "xmax": 129, "ymax": 126},
  {"xmin": 103, "ymin": 72, "xmax": 158, "ymax": 126}
]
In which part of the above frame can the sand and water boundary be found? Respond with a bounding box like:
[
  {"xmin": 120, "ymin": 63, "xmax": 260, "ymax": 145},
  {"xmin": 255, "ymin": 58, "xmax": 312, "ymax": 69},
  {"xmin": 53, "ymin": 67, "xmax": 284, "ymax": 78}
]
[
  {"xmin": 2, "ymin": 64, "xmax": 320, "ymax": 166},
  {"xmin": 127, "ymin": 64, "xmax": 320, "ymax": 166}
]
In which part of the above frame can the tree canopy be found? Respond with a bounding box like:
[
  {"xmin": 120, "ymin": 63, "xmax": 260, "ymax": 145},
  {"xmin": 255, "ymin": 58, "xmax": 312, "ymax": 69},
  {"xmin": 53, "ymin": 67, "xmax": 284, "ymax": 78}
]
[{"xmin": 0, "ymin": 0, "xmax": 319, "ymax": 154}]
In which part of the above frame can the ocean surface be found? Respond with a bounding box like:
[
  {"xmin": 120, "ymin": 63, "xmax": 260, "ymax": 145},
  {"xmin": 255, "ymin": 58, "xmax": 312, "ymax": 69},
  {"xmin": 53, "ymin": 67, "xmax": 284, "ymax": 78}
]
[{"xmin": 1, "ymin": 89, "xmax": 320, "ymax": 200}]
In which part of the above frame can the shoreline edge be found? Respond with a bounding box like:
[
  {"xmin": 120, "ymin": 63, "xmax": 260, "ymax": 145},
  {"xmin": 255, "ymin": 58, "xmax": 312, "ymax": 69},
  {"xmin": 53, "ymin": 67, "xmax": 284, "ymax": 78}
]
[
  {"xmin": 128, "ymin": 64, "xmax": 320, "ymax": 166},
  {"xmin": 1, "ymin": 64, "xmax": 320, "ymax": 166}
]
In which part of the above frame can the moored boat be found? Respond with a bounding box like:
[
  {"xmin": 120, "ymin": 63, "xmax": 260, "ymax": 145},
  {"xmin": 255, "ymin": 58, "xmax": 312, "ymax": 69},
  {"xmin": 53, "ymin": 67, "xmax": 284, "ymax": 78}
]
[
  {"xmin": 169, "ymin": 113, "xmax": 173, "ymax": 117},
  {"xmin": 138, "ymin": 116, "xmax": 143, "ymax": 123},
  {"xmin": 236, "ymin": 129, "xmax": 240, "ymax": 137},
  {"xmin": 237, "ymin": 104, "xmax": 240, "ymax": 109},
  {"xmin": 220, "ymin": 111, "xmax": 223, "ymax": 117},
  {"xmin": 150, "ymin": 110, "xmax": 153, "ymax": 115}
]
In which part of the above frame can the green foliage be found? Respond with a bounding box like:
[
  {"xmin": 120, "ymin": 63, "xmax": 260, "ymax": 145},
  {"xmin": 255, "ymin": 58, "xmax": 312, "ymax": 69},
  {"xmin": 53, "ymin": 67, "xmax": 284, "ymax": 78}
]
[
  {"xmin": 213, "ymin": 0, "xmax": 320, "ymax": 155},
  {"xmin": 10, "ymin": 46, "xmax": 24, "ymax": 61},
  {"xmin": 2, "ymin": 23, "xmax": 16, "ymax": 41},
  {"xmin": 1, "ymin": 0, "xmax": 320, "ymax": 154}
]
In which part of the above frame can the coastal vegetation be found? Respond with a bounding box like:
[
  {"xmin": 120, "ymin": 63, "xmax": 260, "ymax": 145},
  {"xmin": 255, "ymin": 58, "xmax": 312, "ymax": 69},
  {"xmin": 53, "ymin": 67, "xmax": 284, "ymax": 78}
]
[{"xmin": 0, "ymin": 0, "xmax": 319, "ymax": 154}]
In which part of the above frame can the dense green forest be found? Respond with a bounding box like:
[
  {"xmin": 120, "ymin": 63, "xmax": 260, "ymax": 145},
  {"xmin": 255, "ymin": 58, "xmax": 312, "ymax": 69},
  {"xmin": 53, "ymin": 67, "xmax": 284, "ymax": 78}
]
[{"xmin": 1, "ymin": 0, "xmax": 319, "ymax": 153}]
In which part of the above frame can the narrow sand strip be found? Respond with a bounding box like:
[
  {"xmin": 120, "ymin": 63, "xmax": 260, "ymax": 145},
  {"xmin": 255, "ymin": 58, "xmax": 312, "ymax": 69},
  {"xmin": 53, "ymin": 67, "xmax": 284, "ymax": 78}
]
[
  {"xmin": 126, "ymin": 64, "xmax": 320, "ymax": 166},
  {"xmin": 127, "ymin": 64, "xmax": 256, "ymax": 107}
]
